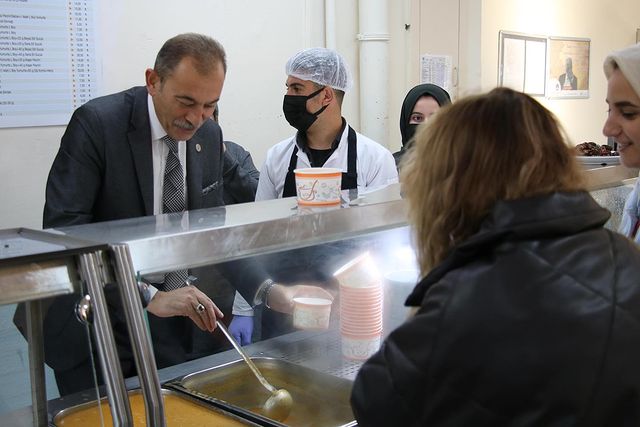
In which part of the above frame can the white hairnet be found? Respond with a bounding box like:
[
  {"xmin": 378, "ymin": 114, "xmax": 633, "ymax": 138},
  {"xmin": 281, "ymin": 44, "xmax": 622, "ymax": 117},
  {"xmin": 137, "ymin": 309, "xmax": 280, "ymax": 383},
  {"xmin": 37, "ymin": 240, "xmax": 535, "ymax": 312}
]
[{"xmin": 285, "ymin": 47, "xmax": 353, "ymax": 92}]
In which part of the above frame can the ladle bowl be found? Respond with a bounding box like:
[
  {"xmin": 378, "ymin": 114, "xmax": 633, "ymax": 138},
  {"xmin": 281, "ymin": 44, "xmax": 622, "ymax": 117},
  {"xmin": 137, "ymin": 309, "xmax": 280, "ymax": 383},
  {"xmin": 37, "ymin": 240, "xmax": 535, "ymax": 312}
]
[
  {"xmin": 216, "ymin": 321, "xmax": 293, "ymax": 421},
  {"xmin": 263, "ymin": 388, "xmax": 294, "ymax": 421}
]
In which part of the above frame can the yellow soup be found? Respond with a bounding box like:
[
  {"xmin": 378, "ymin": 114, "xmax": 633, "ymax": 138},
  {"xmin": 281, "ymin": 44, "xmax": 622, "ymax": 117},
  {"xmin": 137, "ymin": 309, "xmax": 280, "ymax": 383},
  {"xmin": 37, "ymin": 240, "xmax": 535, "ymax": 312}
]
[{"xmin": 55, "ymin": 392, "xmax": 248, "ymax": 427}]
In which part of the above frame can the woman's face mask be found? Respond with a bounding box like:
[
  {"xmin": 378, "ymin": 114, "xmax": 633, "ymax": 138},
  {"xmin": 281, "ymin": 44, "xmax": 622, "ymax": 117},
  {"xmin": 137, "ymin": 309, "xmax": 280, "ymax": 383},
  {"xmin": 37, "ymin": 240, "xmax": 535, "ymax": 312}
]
[
  {"xmin": 403, "ymin": 96, "xmax": 441, "ymax": 147},
  {"xmin": 283, "ymin": 86, "xmax": 327, "ymax": 132},
  {"xmin": 404, "ymin": 124, "xmax": 419, "ymax": 147}
]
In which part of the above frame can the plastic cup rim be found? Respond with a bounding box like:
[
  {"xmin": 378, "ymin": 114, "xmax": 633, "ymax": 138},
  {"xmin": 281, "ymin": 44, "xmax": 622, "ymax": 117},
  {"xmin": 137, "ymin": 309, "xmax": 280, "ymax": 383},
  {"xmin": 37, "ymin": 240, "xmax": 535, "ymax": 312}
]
[
  {"xmin": 293, "ymin": 297, "xmax": 333, "ymax": 307},
  {"xmin": 294, "ymin": 167, "xmax": 342, "ymax": 176}
]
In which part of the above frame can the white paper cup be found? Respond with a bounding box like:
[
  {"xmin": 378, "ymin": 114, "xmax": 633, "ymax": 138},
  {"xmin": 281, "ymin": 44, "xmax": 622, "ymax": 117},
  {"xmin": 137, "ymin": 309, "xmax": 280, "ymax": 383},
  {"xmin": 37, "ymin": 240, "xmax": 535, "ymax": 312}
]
[
  {"xmin": 341, "ymin": 333, "xmax": 382, "ymax": 360},
  {"xmin": 294, "ymin": 168, "xmax": 342, "ymax": 206},
  {"xmin": 333, "ymin": 252, "xmax": 381, "ymax": 288},
  {"xmin": 293, "ymin": 297, "xmax": 333, "ymax": 330}
]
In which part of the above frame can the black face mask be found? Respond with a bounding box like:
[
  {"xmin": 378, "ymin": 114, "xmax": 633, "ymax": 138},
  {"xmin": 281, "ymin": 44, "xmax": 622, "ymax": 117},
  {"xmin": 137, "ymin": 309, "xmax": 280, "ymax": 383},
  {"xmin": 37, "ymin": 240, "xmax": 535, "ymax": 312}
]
[
  {"xmin": 283, "ymin": 86, "xmax": 327, "ymax": 132},
  {"xmin": 403, "ymin": 123, "xmax": 419, "ymax": 148}
]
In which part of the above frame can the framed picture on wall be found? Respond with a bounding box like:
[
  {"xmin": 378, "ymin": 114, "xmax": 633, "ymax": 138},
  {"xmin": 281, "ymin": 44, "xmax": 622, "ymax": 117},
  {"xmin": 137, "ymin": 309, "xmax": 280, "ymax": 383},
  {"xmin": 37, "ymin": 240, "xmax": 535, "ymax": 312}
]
[
  {"xmin": 546, "ymin": 37, "xmax": 590, "ymax": 99},
  {"xmin": 498, "ymin": 31, "xmax": 547, "ymax": 96}
]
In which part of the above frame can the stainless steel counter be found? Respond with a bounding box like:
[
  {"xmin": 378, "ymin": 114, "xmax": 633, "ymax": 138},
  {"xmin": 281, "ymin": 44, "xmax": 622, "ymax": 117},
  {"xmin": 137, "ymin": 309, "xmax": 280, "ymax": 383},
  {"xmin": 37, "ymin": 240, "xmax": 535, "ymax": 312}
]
[
  {"xmin": 53, "ymin": 185, "xmax": 406, "ymax": 277},
  {"xmin": 36, "ymin": 172, "xmax": 640, "ymax": 425}
]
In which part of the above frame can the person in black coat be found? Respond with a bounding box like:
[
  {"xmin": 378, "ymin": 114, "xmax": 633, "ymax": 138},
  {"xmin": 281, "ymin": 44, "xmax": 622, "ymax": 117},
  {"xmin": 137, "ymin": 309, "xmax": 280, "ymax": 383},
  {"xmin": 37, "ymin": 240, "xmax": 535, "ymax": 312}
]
[
  {"xmin": 351, "ymin": 87, "xmax": 640, "ymax": 426},
  {"xmin": 212, "ymin": 106, "xmax": 260, "ymax": 205}
]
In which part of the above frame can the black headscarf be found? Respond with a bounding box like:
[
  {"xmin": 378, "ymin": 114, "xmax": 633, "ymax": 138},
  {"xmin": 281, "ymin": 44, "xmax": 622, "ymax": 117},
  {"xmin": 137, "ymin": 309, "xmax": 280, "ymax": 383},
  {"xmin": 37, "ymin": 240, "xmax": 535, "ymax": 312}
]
[{"xmin": 399, "ymin": 84, "xmax": 451, "ymax": 146}]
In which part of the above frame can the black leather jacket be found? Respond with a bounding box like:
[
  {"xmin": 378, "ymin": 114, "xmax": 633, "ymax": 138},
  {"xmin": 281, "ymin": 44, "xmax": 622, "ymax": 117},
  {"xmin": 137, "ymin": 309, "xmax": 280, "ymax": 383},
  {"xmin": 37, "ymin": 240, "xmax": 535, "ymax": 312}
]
[{"xmin": 352, "ymin": 191, "xmax": 640, "ymax": 426}]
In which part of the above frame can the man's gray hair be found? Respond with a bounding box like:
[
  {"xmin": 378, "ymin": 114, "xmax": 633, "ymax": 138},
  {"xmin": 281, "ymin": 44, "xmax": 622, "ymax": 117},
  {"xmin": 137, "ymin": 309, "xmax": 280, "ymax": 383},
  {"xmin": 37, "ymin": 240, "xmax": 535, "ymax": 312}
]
[{"xmin": 154, "ymin": 33, "xmax": 226, "ymax": 80}]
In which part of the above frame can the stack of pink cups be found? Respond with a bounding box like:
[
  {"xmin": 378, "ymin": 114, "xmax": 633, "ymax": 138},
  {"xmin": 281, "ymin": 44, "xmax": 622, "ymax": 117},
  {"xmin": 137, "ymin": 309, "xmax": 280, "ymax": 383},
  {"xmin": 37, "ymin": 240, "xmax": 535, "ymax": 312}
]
[{"xmin": 333, "ymin": 252, "xmax": 383, "ymax": 360}]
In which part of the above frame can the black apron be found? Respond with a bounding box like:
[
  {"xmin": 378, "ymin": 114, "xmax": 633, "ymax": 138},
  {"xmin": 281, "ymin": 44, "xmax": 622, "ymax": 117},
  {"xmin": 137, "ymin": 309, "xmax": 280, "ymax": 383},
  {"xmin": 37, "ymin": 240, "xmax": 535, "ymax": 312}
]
[{"xmin": 282, "ymin": 126, "xmax": 358, "ymax": 197}]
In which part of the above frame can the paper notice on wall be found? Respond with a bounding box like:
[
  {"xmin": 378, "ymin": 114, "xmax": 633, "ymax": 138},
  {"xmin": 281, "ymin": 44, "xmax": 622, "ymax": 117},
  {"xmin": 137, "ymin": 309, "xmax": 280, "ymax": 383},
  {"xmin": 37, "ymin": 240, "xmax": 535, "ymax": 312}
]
[
  {"xmin": 420, "ymin": 54, "xmax": 452, "ymax": 91},
  {"xmin": 0, "ymin": 0, "xmax": 100, "ymax": 128}
]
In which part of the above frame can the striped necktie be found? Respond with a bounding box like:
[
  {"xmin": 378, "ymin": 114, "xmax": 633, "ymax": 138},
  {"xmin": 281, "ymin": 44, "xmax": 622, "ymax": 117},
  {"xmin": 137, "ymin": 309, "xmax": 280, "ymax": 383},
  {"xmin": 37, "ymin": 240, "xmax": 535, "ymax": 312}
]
[
  {"xmin": 162, "ymin": 135, "xmax": 186, "ymax": 213},
  {"xmin": 162, "ymin": 135, "xmax": 188, "ymax": 290}
]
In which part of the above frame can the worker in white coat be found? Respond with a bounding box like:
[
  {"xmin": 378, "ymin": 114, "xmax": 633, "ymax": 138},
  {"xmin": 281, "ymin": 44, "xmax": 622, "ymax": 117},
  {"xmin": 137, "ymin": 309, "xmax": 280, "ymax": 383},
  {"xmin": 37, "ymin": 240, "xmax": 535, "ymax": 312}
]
[
  {"xmin": 257, "ymin": 47, "xmax": 397, "ymax": 199},
  {"xmin": 230, "ymin": 47, "xmax": 398, "ymax": 344}
]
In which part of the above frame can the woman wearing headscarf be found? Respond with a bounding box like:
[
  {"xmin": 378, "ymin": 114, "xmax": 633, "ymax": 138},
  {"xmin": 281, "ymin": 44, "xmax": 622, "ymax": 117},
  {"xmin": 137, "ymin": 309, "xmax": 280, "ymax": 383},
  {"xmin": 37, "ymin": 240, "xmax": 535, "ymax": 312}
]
[
  {"xmin": 394, "ymin": 83, "xmax": 451, "ymax": 166},
  {"xmin": 602, "ymin": 43, "xmax": 640, "ymax": 243},
  {"xmin": 351, "ymin": 87, "xmax": 640, "ymax": 426}
]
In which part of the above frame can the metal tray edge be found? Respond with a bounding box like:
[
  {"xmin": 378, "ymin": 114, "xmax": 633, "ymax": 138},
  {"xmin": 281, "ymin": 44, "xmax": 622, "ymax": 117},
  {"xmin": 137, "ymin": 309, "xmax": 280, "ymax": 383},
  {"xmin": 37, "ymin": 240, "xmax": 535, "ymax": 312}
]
[{"xmin": 164, "ymin": 382, "xmax": 284, "ymax": 427}]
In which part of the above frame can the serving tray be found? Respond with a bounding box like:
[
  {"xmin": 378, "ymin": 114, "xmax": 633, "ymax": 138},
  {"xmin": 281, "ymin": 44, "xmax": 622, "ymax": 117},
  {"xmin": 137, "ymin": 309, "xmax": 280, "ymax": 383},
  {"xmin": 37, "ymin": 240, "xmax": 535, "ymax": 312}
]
[
  {"xmin": 165, "ymin": 357, "xmax": 356, "ymax": 427},
  {"xmin": 52, "ymin": 388, "xmax": 260, "ymax": 426}
]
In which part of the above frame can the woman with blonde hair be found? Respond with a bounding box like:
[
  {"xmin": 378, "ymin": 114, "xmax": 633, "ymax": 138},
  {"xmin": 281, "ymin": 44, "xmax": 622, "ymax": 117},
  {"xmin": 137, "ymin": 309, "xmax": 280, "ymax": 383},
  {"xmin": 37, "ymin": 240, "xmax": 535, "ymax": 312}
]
[{"xmin": 351, "ymin": 87, "xmax": 640, "ymax": 426}]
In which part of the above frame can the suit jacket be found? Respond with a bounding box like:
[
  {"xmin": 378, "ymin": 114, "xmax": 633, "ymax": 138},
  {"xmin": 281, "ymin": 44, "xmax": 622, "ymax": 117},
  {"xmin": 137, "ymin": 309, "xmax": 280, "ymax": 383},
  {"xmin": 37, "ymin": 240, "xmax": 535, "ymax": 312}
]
[
  {"xmin": 222, "ymin": 140, "xmax": 259, "ymax": 205},
  {"xmin": 34, "ymin": 86, "xmax": 236, "ymax": 393},
  {"xmin": 44, "ymin": 86, "xmax": 224, "ymax": 226}
]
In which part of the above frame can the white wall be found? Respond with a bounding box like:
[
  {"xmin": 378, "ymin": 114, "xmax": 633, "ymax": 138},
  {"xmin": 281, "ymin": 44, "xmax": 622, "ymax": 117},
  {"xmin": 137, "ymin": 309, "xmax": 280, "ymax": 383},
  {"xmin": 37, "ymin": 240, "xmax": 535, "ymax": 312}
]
[{"xmin": 478, "ymin": 0, "xmax": 640, "ymax": 147}]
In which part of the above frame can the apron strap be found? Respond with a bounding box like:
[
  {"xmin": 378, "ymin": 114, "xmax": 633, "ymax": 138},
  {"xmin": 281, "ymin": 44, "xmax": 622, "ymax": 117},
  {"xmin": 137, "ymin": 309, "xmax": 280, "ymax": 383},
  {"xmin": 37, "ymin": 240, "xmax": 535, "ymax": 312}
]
[
  {"xmin": 341, "ymin": 126, "xmax": 358, "ymax": 190},
  {"xmin": 282, "ymin": 145, "xmax": 299, "ymax": 198}
]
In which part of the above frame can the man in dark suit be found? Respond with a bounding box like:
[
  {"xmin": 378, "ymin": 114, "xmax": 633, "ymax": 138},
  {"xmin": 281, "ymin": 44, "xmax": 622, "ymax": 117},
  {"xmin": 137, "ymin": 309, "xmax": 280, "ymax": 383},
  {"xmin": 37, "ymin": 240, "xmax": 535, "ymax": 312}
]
[
  {"xmin": 38, "ymin": 32, "xmax": 333, "ymax": 396},
  {"xmin": 558, "ymin": 57, "xmax": 578, "ymax": 90},
  {"xmin": 40, "ymin": 33, "xmax": 232, "ymax": 395},
  {"xmin": 45, "ymin": 35, "xmax": 226, "ymax": 226}
]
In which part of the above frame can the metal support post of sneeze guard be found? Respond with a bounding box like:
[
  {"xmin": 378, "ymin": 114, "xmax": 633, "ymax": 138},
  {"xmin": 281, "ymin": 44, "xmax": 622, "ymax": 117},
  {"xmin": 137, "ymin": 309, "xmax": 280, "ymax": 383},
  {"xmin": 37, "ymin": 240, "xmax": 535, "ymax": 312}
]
[
  {"xmin": 78, "ymin": 251, "xmax": 133, "ymax": 427},
  {"xmin": 110, "ymin": 243, "xmax": 166, "ymax": 427},
  {"xmin": 26, "ymin": 299, "xmax": 47, "ymax": 427}
]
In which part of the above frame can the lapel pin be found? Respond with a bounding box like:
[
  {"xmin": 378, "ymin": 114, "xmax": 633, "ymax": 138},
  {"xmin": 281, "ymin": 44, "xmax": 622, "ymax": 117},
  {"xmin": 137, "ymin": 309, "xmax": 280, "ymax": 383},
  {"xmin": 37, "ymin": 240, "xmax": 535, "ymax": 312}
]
[{"xmin": 195, "ymin": 143, "xmax": 202, "ymax": 152}]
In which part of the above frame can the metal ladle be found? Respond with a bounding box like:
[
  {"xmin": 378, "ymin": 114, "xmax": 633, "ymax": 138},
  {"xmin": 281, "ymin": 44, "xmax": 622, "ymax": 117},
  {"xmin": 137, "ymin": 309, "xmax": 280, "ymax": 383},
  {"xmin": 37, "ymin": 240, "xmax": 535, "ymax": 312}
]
[{"xmin": 216, "ymin": 321, "xmax": 293, "ymax": 421}]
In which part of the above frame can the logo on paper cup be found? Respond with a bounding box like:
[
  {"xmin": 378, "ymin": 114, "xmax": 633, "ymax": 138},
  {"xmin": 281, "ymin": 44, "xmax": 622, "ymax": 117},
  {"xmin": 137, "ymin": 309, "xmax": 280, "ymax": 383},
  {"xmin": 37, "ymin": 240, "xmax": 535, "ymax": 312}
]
[
  {"xmin": 294, "ymin": 168, "xmax": 341, "ymax": 206},
  {"xmin": 297, "ymin": 179, "xmax": 320, "ymax": 201}
]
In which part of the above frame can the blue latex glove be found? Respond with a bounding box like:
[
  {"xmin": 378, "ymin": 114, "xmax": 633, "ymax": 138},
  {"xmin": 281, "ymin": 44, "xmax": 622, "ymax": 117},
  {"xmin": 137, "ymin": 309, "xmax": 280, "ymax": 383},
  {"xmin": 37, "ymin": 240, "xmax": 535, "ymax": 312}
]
[{"xmin": 229, "ymin": 315, "xmax": 254, "ymax": 345}]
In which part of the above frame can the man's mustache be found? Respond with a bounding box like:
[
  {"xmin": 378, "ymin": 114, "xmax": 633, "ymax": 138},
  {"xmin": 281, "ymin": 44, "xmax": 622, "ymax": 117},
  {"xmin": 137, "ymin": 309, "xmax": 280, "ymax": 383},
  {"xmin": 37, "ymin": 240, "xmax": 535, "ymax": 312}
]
[{"xmin": 173, "ymin": 119, "xmax": 195, "ymax": 130}]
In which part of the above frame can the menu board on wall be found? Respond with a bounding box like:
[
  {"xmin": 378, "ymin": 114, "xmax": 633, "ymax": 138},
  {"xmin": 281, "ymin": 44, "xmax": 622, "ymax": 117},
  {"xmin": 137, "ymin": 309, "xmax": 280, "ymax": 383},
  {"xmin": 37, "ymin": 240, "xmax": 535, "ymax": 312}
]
[{"xmin": 0, "ymin": 0, "xmax": 99, "ymax": 128}]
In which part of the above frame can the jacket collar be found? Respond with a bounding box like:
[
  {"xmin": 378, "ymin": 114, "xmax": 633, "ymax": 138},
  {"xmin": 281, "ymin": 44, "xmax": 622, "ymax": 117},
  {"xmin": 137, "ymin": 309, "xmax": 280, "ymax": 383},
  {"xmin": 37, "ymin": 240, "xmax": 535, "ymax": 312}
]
[
  {"xmin": 128, "ymin": 87, "xmax": 154, "ymax": 216},
  {"xmin": 405, "ymin": 191, "xmax": 611, "ymax": 306},
  {"xmin": 127, "ymin": 87, "xmax": 208, "ymax": 214}
]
